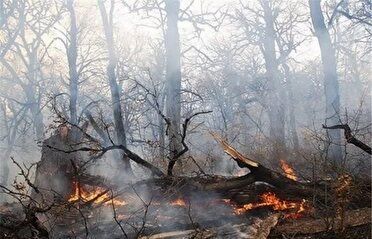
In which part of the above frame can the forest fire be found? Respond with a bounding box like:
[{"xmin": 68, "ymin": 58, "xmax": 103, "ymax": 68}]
[
  {"xmin": 229, "ymin": 192, "xmax": 308, "ymax": 219},
  {"xmin": 68, "ymin": 181, "xmax": 126, "ymax": 207},
  {"xmin": 280, "ymin": 160, "xmax": 298, "ymax": 181},
  {"xmin": 1, "ymin": 0, "xmax": 371, "ymax": 237}
]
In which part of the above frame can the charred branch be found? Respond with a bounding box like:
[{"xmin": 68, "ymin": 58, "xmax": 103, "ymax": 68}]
[
  {"xmin": 46, "ymin": 143, "xmax": 165, "ymax": 177},
  {"xmin": 323, "ymin": 124, "xmax": 372, "ymax": 155},
  {"xmin": 211, "ymin": 132, "xmax": 318, "ymax": 197},
  {"xmin": 167, "ymin": 110, "xmax": 212, "ymax": 176}
]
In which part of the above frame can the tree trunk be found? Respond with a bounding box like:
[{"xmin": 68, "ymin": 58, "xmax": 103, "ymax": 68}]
[
  {"xmin": 261, "ymin": 0, "xmax": 287, "ymax": 162},
  {"xmin": 158, "ymin": 93, "xmax": 166, "ymax": 160},
  {"xmin": 25, "ymin": 50, "xmax": 44, "ymax": 141},
  {"xmin": 153, "ymin": 48, "xmax": 166, "ymax": 160},
  {"xmin": 25, "ymin": 83, "xmax": 44, "ymax": 142},
  {"xmin": 0, "ymin": 149, "xmax": 11, "ymax": 195},
  {"xmin": 309, "ymin": 0, "xmax": 343, "ymax": 164},
  {"xmin": 0, "ymin": 103, "xmax": 26, "ymax": 197},
  {"xmin": 283, "ymin": 64, "xmax": 299, "ymax": 151},
  {"xmin": 67, "ymin": 0, "xmax": 78, "ymax": 126},
  {"xmin": 165, "ymin": 0, "xmax": 182, "ymax": 175},
  {"xmin": 98, "ymin": 0, "xmax": 132, "ymax": 173}
]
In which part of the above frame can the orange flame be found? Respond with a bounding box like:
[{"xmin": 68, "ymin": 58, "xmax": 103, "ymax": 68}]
[
  {"xmin": 68, "ymin": 181, "xmax": 126, "ymax": 207},
  {"xmin": 170, "ymin": 198, "xmax": 187, "ymax": 207},
  {"xmin": 280, "ymin": 160, "xmax": 298, "ymax": 181},
  {"xmin": 229, "ymin": 192, "xmax": 308, "ymax": 219}
]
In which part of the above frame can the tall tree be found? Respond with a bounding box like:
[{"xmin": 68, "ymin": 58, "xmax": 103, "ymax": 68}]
[
  {"xmin": 66, "ymin": 0, "xmax": 78, "ymax": 126},
  {"xmin": 309, "ymin": 0, "xmax": 343, "ymax": 163},
  {"xmin": 0, "ymin": 0, "xmax": 64, "ymax": 142},
  {"xmin": 261, "ymin": 0, "xmax": 287, "ymax": 162},
  {"xmin": 122, "ymin": 0, "xmax": 224, "ymax": 175},
  {"xmin": 164, "ymin": 0, "xmax": 182, "ymax": 175},
  {"xmin": 0, "ymin": 0, "xmax": 26, "ymax": 190},
  {"xmin": 98, "ymin": 0, "xmax": 132, "ymax": 173}
]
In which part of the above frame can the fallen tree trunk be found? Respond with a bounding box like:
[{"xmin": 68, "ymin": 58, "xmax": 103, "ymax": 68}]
[
  {"xmin": 114, "ymin": 133, "xmax": 328, "ymax": 201},
  {"xmin": 209, "ymin": 133, "xmax": 318, "ymax": 197}
]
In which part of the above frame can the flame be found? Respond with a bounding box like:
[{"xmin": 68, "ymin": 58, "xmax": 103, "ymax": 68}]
[
  {"xmin": 170, "ymin": 198, "xmax": 186, "ymax": 207},
  {"xmin": 68, "ymin": 181, "xmax": 126, "ymax": 207},
  {"xmin": 280, "ymin": 160, "xmax": 298, "ymax": 181},
  {"xmin": 229, "ymin": 192, "xmax": 308, "ymax": 219}
]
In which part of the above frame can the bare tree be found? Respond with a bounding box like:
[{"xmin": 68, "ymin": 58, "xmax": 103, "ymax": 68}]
[
  {"xmin": 164, "ymin": 0, "xmax": 183, "ymax": 175},
  {"xmin": 121, "ymin": 0, "xmax": 225, "ymax": 175},
  {"xmin": 232, "ymin": 0, "xmax": 291, "ymax": 162},
  {"xmin": 1, "ymin": 0, "xmax": 64, "ymax": 141},
  {"xmin": 0, "ymin": 100, "xmax": 27, "ymax": 193},
  {"xmin": 0, "ymin": 0, "xmax": 25, "ymax": 60},
  {"xmin": 309, "ymin": 0, "xmax": 343, "ymax": 164},
  {"xmin": 0, "ymin": 0, "xmax": 26, "ymax": 192},
  {"xmin": 260, "ymin": 0, "xmax": 287, "ymax": 162},
  {"xmin": 66, "ymin": 0, "xmax": 79, "ymax": 126},
  {"xmin": 98, "ymin": 0, "xmax": 132, "ymax": 174}
]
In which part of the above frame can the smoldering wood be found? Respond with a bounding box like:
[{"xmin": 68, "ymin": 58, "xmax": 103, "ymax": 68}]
[
  {"xmin": 209, "ymin": 132, "xmax": 318, "ymax": 197},
  {"xmin": 32, "ymin": 129, "xmax": 77, "ymax": 203},
  {"xmin": 3, "ymin": 124, "xmax": 369, "ymax": 239},
  {"xmin": 138, "ymin": 213, "xmax": 278, "ymax": 239},
  {"xmin": 137, "ymin": 208, "xmax": 371, "ymax": 239},
  {"xmin": 32, "ymin": 126, "xmax": 108, "ymax": 204},
  {"xmin": 272, "ymin": 207, "xmax": 371, "ymax": 235}
]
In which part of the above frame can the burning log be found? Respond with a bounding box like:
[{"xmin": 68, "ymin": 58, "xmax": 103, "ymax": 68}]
[
  {"xmin": 209, "ymin": 132, "xmax": 316, "ymax": 197},
  {"xmin": 15, "ymin": 126, "xmax": 368, "ymax": 238},
  {"xmin": 227, "ymin": 192, "xmax": 308, "ymax": 219},
  {"xmin": 67, "ymin": 180, "xmax": 126, "ymax": 207},
  {"xmin": 279, "ymin": 160, "xmax": 297, "ymax": 181}
]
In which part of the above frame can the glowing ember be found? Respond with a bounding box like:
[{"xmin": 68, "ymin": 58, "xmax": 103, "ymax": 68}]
[
  {"xmin": 170, "ymin": 198, "xmax": 187, "ymax": 207},
  {"xmin": 68, "ymin": 181, "xmax": 126, "ymax": 207},
  {"xmin": 280, "ymin": 160, "xmax": 298, "ymax": 181},
  {"xmin": 229, "ymin": 192, "xmax": 308, "ymax": 219}
]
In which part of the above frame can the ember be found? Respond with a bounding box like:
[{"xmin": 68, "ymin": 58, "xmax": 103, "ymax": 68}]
[
  {"xmin": 229, "ymin": 192, "xmax": 308, "ymax": 219},
  {"xmin": 68, "ymin": 181, "xmax": 126, "ymax": 207},
  {"xmin": 170, "ymin": 198, "xmax": 187, "ymax": 207},
  {"xmin": 280, "ymin": 160, "xmax": 298, "ymax": 181}
]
